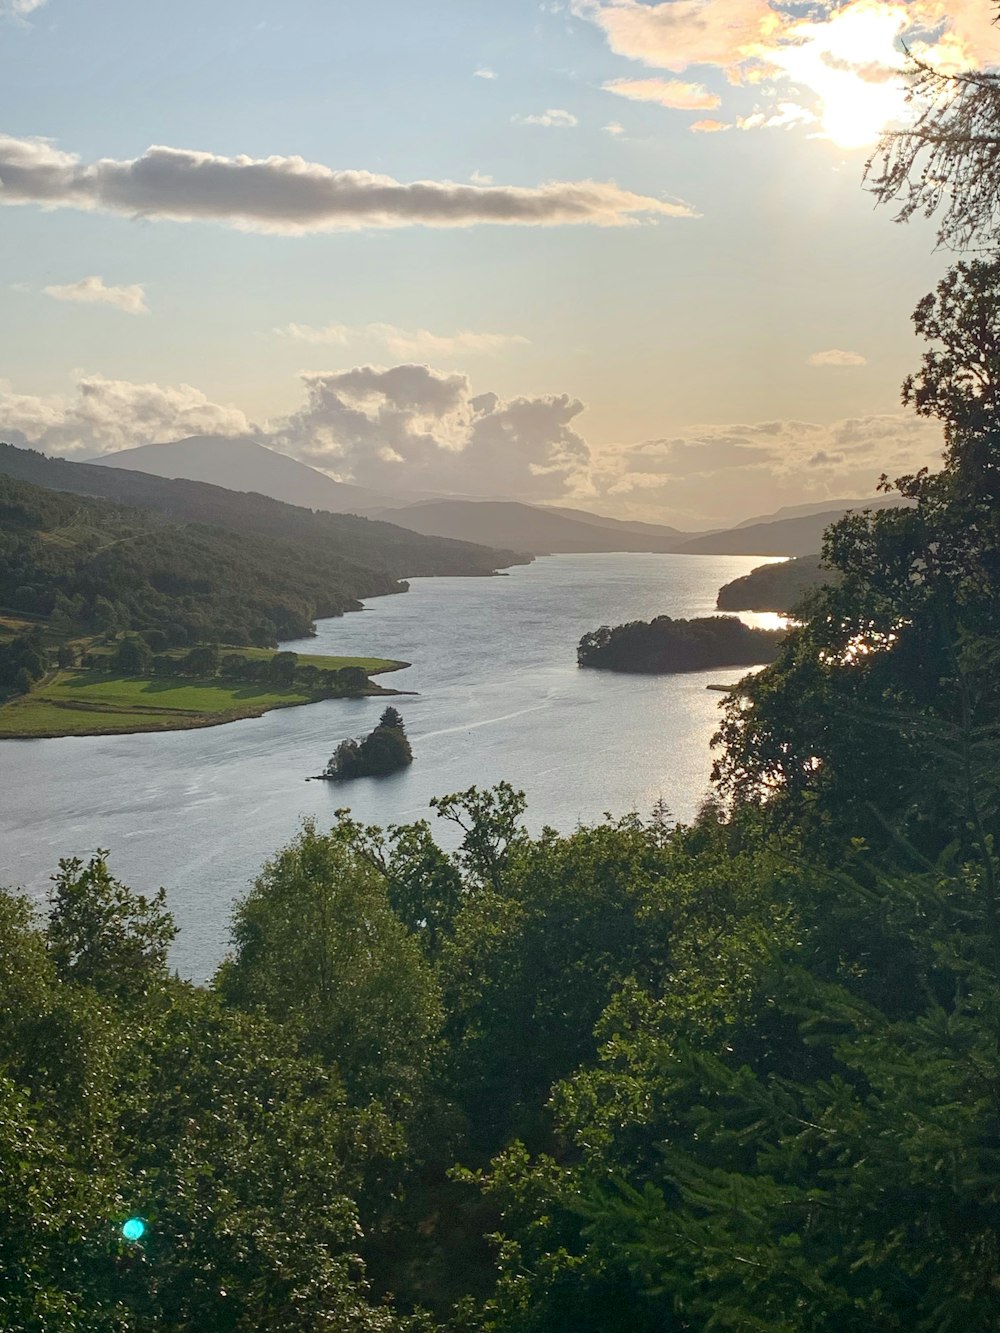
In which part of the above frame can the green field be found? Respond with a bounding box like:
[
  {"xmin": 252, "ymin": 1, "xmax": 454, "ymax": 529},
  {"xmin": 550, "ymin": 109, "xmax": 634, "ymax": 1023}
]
[
  {"xmin": 83, "ymin": 644, "xmax": 409, "ymax": 674},
  {"xmin": 0, "ymin": 654, "xmax": 409, "ymax": 739}
]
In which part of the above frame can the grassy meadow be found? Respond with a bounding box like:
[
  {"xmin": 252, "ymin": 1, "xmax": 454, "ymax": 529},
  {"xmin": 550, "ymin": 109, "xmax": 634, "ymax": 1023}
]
[{"xmin": 0, "ymin": 652, "xmax": 409, "ymax": 739}]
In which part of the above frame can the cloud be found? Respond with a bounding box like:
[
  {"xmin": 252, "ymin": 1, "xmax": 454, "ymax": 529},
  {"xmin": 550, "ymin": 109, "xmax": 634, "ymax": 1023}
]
[
  {"xmin": 0, "ymin": 368, "xmax": 946, "ymax": 524},
  {"xmin": 604, "ymin": 121, "xmax": 626, "ymax": 135},
  {"xmin": 474, "ymin": 66, "xmax": 498, "ymax": 79},
  {"xmin": 573, "ymin": 0, "xmax": 775, "ymax": 76},
  {"xmin": 0, "ymin": 130, "xmax": 694, "ymax": 233},
  {"xmin": 0, "ymin": 375, "xmax": 253, "ymax": 457},
  {"xmin": 512, "ymin": 108, "xmax": 579, "ymax": 127},
  {"xmin": 276, "ymin": 322, "xmax": 530, "ymax": 358},
  {"xmin": 1, "ymin": 0, "xmax": 48, "ymax": 15},
  {"xmin": 737, "ymin": 102, "xmax": 816, "ymax": 131},
  {"xmin": 604, "ymin": 77, "xmax": 721, "ymax": 109},
  {"xmin": 691, "ymin": 119, "xmax": 732, "ymax": 133},
  {"xmin": 273, "ymin": 364, "xmax": 591, "ymax": 500},
  {"xmin": 43, "ymin": 275, "xmax": 149, "ymax": 315},
  {"xmin": 587, "ymin": 413, "xmax": 944, "ymax": 524},
  {"xmin": 808, "ymin": 348, "xmax": 868, "ymax": 367}
]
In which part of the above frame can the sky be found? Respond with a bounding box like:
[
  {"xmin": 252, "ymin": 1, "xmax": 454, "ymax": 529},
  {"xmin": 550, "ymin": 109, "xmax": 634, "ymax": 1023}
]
[{"xmin": 0, "ymin": 0, "xmax": 995, "ymax": 527}]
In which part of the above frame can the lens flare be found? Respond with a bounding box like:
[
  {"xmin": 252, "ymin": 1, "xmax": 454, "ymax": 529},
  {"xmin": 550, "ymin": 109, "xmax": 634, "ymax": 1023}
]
[{"xmin": 121, "ymin": 1217, "xmax": 146, "ymax": 1242}]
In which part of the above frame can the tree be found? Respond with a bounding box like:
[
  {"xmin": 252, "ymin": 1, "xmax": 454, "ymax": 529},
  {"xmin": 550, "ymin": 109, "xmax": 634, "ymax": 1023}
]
[
  {"xmin": 46, "ymin": 852, "xmax": 177, "ymax": 1002},
  {"xmin": 217, "ymin": 822, "xmax": 442, "ymax": 1108},
  {"xmin": 182, "ymin": 643, "xmax": 220, "ymax": 677},
  {"xmin": 338, "ymin": 666, "xmax": 370, "ymax": 694},
  {"xmin": 111, "ymin": 634, "xmax": 153, "ymax": 676},
  {"xmin": 713, "ymin": 261, "xmax": 1000, "ymax": 849},
  {"xmin": 268, "ymin": 650, "xmax": 298, "ymax": 688},
  {"xmin": 56, "ymin": 643, "xmax": 76, "ymax": 669},
  {"xmin": 867, "ymin": 53, "xmax": 1000, "ymax": 253},
  {"xmin": 380, "ymin": 706, "xmax": 405, "ymax": 730}
]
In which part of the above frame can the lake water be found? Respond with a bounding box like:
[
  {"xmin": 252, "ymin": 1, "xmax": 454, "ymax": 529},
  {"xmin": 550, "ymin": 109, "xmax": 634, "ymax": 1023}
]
[{"xmin": 0, "ymin": 553, "xmax": 781, "ymax": 982}]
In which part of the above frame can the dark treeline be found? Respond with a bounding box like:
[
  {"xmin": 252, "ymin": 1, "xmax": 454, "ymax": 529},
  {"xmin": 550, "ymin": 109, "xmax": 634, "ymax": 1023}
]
[
  {"xmin": 578, "ymin": 613, "xmax": 786, "ymax": 673},
  {"xmin": 716, "ymin": 552, "xmax": 829, "ymax": 613}
]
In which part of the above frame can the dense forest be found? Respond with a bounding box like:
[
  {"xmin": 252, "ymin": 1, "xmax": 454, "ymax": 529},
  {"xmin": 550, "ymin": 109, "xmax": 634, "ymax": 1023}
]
[
  {"xmin": 0, "ymin": 462, "xmax": 520, "ymax": 658},
  {"xmin": 578, "ymin": 613, "xmax": 786, "ymax": 673},
  {"xmin": 0, "ymin": 443, "xmax": 528, "ymax": 583},
  {"xmin": 716, "ymin": 553, "xmax": 829, "ymax": 613},
  {"xmin": 0, "ymin": 473, "xmax": 402, "ymax": 651},
  {"xmin": 7, "ymin": 78, "xmax": 1000, "ymax": 1330}
]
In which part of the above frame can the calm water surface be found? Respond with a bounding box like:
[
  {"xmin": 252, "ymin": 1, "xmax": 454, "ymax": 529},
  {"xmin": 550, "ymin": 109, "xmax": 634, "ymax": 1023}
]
[{"xmin": 0, "ymin": 553, "xmax": 781, "ymax": 981}]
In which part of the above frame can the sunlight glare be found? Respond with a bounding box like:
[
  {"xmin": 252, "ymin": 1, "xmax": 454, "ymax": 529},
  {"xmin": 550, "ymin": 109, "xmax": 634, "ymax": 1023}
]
[{"xmin": 769, "ymin": 2, "xmax": 910, "ymax": 149}]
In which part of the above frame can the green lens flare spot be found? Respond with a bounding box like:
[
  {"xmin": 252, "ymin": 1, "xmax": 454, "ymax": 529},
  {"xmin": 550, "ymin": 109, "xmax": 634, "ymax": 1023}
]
[{"xmin": 122, "ymin": 1217, "xmax": 146, "ymax": 1242}]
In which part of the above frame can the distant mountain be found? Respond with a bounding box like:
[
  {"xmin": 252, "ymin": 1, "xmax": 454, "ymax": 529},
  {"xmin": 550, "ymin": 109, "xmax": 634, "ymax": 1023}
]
[
  {"xmin": 732, "ymin": 495, "xmax": 905, "ymax": 529},
  {"xmin": 90, "ymin": 436, "xmax": 398, "ymax": 514},
  {"xmin": 377, "ymin": 499, "xmax": 689, "ymax": 554},
  {"xmin": 675, "ymin": 504, "xmax": 898, "ymax": 557},
  {"xmin": 538, "ymin": 505, "xmax": 687, "ymax": 541},
  {"xmin": 0, "ymin": 443, "xmax": 528, "ymax": 584}
]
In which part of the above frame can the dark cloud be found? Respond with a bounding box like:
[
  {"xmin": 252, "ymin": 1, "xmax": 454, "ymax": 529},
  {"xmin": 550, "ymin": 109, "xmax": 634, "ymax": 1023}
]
[{"xmin": 0, "ymin": 132, "xmax": 694, "ymax": 234}]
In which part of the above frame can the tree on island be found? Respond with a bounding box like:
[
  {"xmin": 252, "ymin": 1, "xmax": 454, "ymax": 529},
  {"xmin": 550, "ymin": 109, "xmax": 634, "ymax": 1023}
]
[{"xmin": 322, "ymin": 707, "xmax": 413, "ymax": 780}]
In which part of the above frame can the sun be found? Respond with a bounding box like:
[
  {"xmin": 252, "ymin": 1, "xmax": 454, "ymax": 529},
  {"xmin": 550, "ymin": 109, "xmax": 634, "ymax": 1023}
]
[{"xmin": 769, "ymin": 1, "xmax": 911, "ymax": 150}]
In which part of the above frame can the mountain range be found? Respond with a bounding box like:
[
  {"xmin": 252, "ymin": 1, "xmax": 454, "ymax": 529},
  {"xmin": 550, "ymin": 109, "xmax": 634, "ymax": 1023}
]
[{"xmin": 54, "ymin": 434, "xmax": 899, "ymax": 558}]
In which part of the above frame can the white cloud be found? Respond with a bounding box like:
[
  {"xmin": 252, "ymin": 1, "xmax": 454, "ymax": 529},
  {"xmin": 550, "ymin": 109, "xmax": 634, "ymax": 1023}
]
[
  {"xmin": 0, "ymin": 130, "xmax": 693, "ymax": 233},
  {"xmin": 690, "ymin": 119, "xmax": 732, "ymax": 133},
  {"xmin": 43, "ymin": 275, "xmax": 149, "ymax": 315},
  {"xmin": 604, "ymin": 121, "xmax": 626, "ymax": 135},
  {"xmin": 0, "ymin": 368, "xmax": 946, "ymax": 524},
  {"xmin": 512, "ymin": 108, "xmax": 579, "ymax": 127},
  {"xmin": 470, "ymin": 169, "xmax": 494, "ymax": 185},
  {"xmin": 276, "ymin": 322, "xmax": 530, "ymax": 358},
  {"xmin": 1, "ymin": 0, "xmax": 48, "ymax": 15},
  {"xmin": 0, "ymin": 375, "xmax": 253, "ymax": 456},
  {"xmin": 604, "ymin": 77, "xmax": 721, "ymax": 110},
  {"xmin": 808, "ymin": 348, "xmax": 868, "ymax": 366},
  {"xmin": 737, "ymin": 102, "xmax": 816, "ymax": 131},
  {"xmin": 474, "ymin": 66, "xmax": 498, "ymax": 79},
  {"xmin": 273, "ymin": 365, "xmax": 591, "ymax": 500},
  {"xmin": 587, "ymin": 413, "xmax": 944, "ymax": 524},
  {"xmin": 573, "ymin": 0, "xmax": 774, "ymax": 76}
]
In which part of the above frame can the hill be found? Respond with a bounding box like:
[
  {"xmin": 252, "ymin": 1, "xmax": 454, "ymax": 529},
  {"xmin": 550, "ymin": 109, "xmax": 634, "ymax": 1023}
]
[
  {"xmin": 716, "ymin": 554, "xmax": 830, "ymax": 613},
  {"xmin": 0, "ymin": 443, "xmax": 527, "ymax": 583},
  {"xmin": 90, "ymin": 436, "xmax": 396, "ymax": 514},
  {"xmin": 376, "ymin": 499, "xmax": 687, "ymax": 554},
  {"xmin": 675, "ymin": 506, "xmax": 881, "ymax": 557},
  {"xmin": 537, "ymin": 504, "xmax": 687, "ymax": 540},
  {"xmin": 0, "ymin": 472, "xmax": 406, "ymax": 646},
  {"xmin": 731, "ymin": 494, "xmax": 905, "ymax": 528}
]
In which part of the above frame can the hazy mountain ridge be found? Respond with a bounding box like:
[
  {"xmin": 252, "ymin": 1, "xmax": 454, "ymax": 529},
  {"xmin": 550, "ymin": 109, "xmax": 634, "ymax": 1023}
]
[
  {"xmin": 88, "ymin": 436, "xmax": 398, "ymax": 513},
  {"xmin": 375, "ymin": 499, "xmax": 689, "ymax": 554},
  {"xmin": 0, "ymin": 443, "xmax": 528, "ymax": 581}
]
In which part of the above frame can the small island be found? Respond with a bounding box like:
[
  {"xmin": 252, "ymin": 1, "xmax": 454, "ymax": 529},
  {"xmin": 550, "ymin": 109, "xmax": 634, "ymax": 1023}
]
[
  {"xmin": 318, "ymin": 707, "xmax": 413, "ymax": 780},
  {"xmin": 578, "ymin": 615, "xmax": 786, "ymax": 674}
]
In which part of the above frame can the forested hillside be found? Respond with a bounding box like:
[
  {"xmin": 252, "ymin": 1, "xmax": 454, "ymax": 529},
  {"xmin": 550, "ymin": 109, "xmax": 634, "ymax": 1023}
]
[
  {"xmin": 716, "ymin": 553, "xmax": 829, "ymax": 612},
  {"xmin": 0, "ymin": 444, "xmax": 528, "ymax": 580},
  {"xmin": 0, "ymin": 473, "xmax": 402, "ymax": 646}
]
